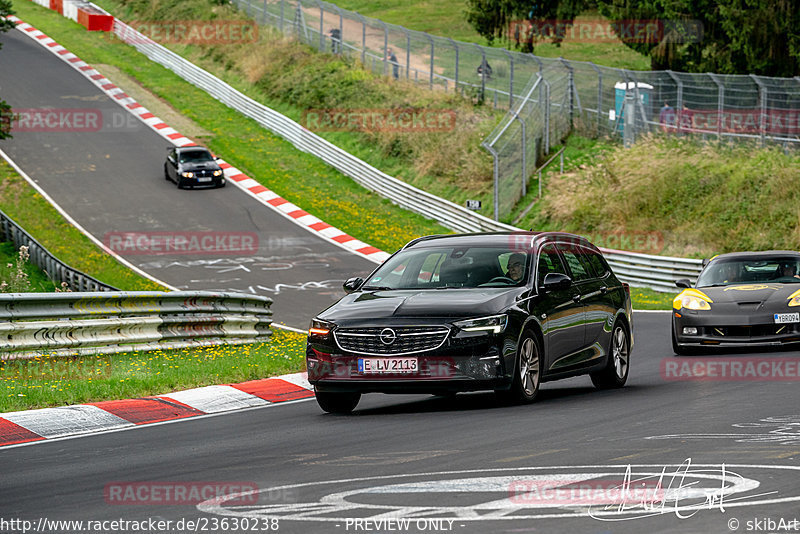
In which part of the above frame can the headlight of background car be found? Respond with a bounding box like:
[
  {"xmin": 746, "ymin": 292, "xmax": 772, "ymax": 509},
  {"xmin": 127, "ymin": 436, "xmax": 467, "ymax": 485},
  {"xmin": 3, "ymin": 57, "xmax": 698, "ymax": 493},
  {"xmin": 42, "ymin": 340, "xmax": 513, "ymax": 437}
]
[
  {"xmin": 182, "ymin": 172, "xmax": 194, "ymax": 178},
  {"xmin": 308, "ymin": 319, "xmax": 336, "ymax": 337},
  {"xmin": 680, "ymin": 295, "xmax": 711, "ymax": 311},
  {"xmin": 453, "ymin": 314, "xmax": 508, "ymax": 333}
]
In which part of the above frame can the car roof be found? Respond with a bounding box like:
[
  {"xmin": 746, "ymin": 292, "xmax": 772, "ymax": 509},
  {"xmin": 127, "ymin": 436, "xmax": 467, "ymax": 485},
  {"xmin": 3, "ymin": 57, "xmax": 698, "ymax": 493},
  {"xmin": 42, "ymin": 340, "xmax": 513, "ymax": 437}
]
[
  {"xmin": 176, "ymin": 146, "xmax": 211, "ymax": 153},
  {"xmin": 709, "ymin": 251, "xmax": 800, "ymax": 262},
  {"xmin": 403, "ymin": 232, "xmax": 597, "ymax": 251}
]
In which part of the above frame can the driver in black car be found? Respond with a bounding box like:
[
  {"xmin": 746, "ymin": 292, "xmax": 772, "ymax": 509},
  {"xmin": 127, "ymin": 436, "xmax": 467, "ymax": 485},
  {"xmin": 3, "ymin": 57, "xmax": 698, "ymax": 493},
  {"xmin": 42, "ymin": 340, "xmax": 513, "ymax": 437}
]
[{"xmin": 506, "ymin": 252, "xmax": 526, "ymax": 282}]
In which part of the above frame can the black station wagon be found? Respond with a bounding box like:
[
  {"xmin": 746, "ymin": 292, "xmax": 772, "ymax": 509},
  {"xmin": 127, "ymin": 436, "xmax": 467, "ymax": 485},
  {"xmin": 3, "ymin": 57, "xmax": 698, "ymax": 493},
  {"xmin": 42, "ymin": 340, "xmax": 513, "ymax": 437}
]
[{"xmin": 306, "ymin": 232, "xmax": 633, "ymax": 413}]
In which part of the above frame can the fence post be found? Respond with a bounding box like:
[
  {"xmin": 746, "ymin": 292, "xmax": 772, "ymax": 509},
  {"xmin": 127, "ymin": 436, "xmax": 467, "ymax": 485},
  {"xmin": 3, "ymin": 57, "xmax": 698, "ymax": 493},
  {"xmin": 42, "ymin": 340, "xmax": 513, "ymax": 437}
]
[
  {"xmin": 316, "ymin": 1, "xmax": 324, "ymax": 51},
  {"xmin": 750, "ymin": 74, "xmax": 767, "ymax": 147},
  {"xmin": 502, "ymin": 48, "xmax": 514, "ymax": 109},
  {"xmin": 278, "ymin": 0, "xmax": 284, "ymax": 30},
  {"xmin": 405, "ymin": 29, "xmax": 411, "ymax": 79},
  {"xmin": 708, "ymin": 73, "xmax": 724, "ymax": 139},
  {"xmin": 354, "ymin": 12, "xmax": 366, "ymax": 64},
  {"xmin": 427, "ymin": 34, "xmax": 434, "ymax": 89},
  {"xmin": 666, "ymin": 70, "xmax": 683, "ymax": 119},
  {"xmin": 519, "ymin": 114, "xmax": 526, "ymax": 196},
  {"xmin": 476, "ymin": 45, "xmax": 487, "ymax": 103},
  {"xmin": 379, "ymin": 19, "xmax": 388, "ymax": 76},
  {"xmin": 448, "ymin": 38, "xmax": 459, "ymax": 91},
  {"xmin": 559, "ymin": 57, "xmax": 574, "ymax": 129},
  {"xmin": 543, "ymin": 79, "xmax": 550, "ymax": 154}
]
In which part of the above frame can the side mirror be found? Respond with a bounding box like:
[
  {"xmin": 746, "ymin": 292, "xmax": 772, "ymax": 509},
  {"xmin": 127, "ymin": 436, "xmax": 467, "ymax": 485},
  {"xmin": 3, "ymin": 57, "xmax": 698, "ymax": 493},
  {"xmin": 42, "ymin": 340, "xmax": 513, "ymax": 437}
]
[
  {"xmin": 675, "ymin": 278, "xmax": 692, "ymax": 289},
  {"xmin": 343, "ymin": 277, "xmax": 364, "ymax": 294},
  {"xmin": 542, "ymin": 272, "xmax": 572, "ymax": 292}
]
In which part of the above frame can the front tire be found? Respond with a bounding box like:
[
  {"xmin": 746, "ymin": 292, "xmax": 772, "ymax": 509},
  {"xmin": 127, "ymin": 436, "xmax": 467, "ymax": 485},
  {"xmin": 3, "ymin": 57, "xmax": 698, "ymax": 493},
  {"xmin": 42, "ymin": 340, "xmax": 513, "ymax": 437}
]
[
  {"xmin": 315, "ymin": 389, "xmax": 360, "ymax": 414},
  {"xmin": 164, "ymin": 164, "xmax": 171, "ymax": 181},
  {"xmin": 496, "ymin": 331, "xmax": 541, "ymax": 404},
  {"xmin": 591, "ymin": 321, "xmax": 630, "ymax": 389}
]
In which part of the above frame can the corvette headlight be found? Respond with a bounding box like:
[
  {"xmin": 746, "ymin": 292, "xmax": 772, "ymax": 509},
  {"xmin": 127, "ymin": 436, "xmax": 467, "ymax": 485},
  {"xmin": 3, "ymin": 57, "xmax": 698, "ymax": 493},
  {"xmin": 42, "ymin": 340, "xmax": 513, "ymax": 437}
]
[
  {"xmin": 454, "ymin": 314, "xmax": 508, "ymax": 333},
  {"xmin": 182, "ymin": 172, "xmax": 194, "ymax": 178},
  {"xmin": 673, "ymin": 290, "xmax": 713, "ymax": 311},
  {"xmin": 788, "ymin": 290, "xmax": 800, "ymax": 307},
  {"xmin": 213, "ymin": 170, "xmax": 223, "ymax": 177},
  {"xmin": 681, "ymin": 295, "xmax": 711, "ymax": 311}
]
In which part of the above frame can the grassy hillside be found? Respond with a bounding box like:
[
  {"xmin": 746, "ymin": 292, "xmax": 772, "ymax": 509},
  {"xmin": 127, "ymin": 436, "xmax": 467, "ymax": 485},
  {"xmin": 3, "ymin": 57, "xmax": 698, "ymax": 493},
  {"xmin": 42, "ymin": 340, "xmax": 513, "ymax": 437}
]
[{"xmin": 523, "ymin": 136, "xmax": 800, "ymax": 258}]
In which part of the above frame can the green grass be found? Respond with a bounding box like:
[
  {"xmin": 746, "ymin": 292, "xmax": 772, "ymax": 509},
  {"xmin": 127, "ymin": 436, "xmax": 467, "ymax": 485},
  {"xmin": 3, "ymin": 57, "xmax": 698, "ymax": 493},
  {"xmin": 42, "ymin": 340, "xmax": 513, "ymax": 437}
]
[
  {"xmin": 0, "ymin": 160, "xmax": 165, "ymax": 291},
  {"xmin": 0, "ymin": 242, "xmax": 57, "ymax": 292},
  {"xmin": 325, "ymin": 1, "xmax": 650, "ymax": 70},
  {"xmin": 528, "ymin": 136, "xmax": 800, "ymax": 259},
  {"xmin": 0, "ymin": 329, "xmax": 307, "ymax": 412}
]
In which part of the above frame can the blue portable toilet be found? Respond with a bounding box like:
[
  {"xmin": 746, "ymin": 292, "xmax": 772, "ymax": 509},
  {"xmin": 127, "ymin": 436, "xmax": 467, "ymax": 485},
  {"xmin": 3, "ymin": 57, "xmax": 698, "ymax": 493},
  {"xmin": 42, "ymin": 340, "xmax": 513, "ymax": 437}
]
[{"xmin": 613, "ymin": 81, "xmax": 653, "ymax": 134}]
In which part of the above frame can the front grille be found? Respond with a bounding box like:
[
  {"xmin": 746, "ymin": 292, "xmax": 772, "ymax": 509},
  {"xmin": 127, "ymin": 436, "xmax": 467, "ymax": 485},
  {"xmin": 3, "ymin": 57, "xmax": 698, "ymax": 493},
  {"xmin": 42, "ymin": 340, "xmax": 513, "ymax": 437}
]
[
  {"xmin": 193, "ymin": 169, "xmax": 215, "ymax": 178},
  {"xmin": 709, "ymin": 324, "xmax": 793, "ymax": 337},
  {"xmin": 334, "ymin": 326, "xmax": 450, "ymax": 355}
]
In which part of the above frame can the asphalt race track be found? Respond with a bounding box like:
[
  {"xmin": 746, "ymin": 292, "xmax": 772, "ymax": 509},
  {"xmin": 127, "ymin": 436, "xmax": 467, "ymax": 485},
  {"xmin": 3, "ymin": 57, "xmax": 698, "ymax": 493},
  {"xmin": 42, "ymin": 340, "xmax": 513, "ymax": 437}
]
[
  {"xmin": 1, "ymin": 22, "xmax": 800, "ymax": 534},
  {"xmin": 0, "ymin": 28, "xmax": 377, "ymax": 330}
]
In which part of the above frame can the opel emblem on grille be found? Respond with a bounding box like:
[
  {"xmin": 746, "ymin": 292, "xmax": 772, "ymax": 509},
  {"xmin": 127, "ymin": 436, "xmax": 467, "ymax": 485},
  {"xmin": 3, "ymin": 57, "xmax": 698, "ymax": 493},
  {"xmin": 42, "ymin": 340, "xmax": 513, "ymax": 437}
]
[{"xmin": 379, "ymin": 328, "xmax": 397, "ymax": 345}]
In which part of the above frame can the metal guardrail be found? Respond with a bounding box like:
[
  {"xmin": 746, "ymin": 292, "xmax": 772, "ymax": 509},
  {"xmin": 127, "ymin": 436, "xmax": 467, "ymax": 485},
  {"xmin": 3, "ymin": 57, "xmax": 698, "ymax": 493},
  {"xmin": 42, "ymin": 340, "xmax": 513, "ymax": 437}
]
[
  {"xmin": 0, "ymin": 291, "xmax": 273, "ymax": 359},
  {"xmin": 99, "ymin": 9, "xmax": 699, "ymax": 292},
  {"xmin": 0, "ymin": 209, "xmax": 116, "ymax": 292}
]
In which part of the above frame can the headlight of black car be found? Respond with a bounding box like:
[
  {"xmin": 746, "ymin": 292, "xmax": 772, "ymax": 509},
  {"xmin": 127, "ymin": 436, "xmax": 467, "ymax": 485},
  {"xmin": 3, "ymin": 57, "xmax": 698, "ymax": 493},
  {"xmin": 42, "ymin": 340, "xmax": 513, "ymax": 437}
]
[
  {"xmin": 453, "ymin": 314, "xmax": 508, "ymax": 334},
  {"xmin": 308, "ymin": 318, "xmax": 336, "ymax": 338}
]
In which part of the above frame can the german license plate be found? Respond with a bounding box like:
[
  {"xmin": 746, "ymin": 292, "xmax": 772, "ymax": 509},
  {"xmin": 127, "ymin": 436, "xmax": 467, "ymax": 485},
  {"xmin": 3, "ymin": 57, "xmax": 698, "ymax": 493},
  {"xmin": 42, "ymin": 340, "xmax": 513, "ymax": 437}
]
[
  {"xmin": 197, "ymin": 177, "xmax": 212, "ymax": 183},
  {"xmin": 774, "ymin": 312, "xmax": 800, "ymax": 324},
  {"xmin": 358, "ymin": 357, "xmax": 418, "ymax": 374}
]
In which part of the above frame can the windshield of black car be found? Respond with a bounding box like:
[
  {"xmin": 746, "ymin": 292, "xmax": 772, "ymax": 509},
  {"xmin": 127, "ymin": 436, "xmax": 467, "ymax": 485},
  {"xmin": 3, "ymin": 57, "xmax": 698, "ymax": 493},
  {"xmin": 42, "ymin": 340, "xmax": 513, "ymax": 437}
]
[
  {"xmin": 179, "ymin": 150, "xmax": 214, "ymax": 164},
  {"xmin": 362, "ymin": 246, "xmax": 530, "ymax": 289},
  {"xmin": 696, "ymin": 257, "xmax": 800, "ymax": 286}
]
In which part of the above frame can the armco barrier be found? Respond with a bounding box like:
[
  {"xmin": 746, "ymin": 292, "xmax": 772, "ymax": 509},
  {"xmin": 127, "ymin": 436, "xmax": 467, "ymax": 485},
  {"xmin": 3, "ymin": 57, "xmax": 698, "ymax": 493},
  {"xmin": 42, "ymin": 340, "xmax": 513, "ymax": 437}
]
[
  {"xmin": 0, "ymin": 208, "xmax": 116, "ymax": 292},
  {"xmin": 0, "ymin": 291, "xmax": 273, "ymax": 359}
]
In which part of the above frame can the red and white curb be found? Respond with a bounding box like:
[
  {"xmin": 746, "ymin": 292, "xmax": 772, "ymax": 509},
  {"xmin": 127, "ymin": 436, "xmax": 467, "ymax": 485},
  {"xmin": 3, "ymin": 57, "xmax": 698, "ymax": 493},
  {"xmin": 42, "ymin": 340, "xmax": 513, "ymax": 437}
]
[
  {"xmin": 0, "ymin": 372, "xmax": 314, "ymax": 448},
  {"xmin": 9, "ymin": 14, "xmax": 391, "ymax": 265}
]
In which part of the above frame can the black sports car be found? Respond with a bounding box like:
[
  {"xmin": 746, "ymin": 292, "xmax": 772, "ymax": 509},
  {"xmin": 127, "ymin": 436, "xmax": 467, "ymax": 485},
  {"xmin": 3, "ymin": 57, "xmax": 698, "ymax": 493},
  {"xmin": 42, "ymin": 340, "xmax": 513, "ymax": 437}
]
[
  {"xmin": 306, "ymin": 232, "xmax": 633, "ymax": 413},
  {"xmin": 672, "ymin": 251, "xmax": 800, "ymax": 354},
  {"xmin": 164, "ymin": 146, "xmax": 225, "ymax": 189}
]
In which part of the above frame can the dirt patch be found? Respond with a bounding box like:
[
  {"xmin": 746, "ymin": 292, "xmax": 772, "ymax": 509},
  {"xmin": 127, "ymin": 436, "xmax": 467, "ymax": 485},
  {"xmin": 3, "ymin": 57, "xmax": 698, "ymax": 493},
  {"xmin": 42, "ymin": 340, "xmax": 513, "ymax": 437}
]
[{"xmin": 94, "ymin": 64, "xmax": 214, "ymax": 140}]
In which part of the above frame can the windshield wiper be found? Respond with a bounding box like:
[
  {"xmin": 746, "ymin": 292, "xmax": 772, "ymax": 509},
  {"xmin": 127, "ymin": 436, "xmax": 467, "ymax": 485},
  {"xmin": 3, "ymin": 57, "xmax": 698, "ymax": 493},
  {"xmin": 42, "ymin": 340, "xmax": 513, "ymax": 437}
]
[{"xmin": 361, "ymin": 285, "xmax": 393, "ymax": 291}]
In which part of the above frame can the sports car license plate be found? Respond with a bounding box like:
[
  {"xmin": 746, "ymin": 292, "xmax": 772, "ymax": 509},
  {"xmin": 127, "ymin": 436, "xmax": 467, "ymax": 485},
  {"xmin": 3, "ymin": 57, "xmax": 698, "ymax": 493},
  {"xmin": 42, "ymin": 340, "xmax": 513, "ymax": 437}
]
[
  {"xmin": 358, "ymin": 357, "xmax": 418, "ymax": 374},
  {"xmin": 774, "ymin": 312, "xmax": 800, "ymax": 324},
  {"xmin": 197, "ymin": 177, "xmax": 212, "ymax": 183}
]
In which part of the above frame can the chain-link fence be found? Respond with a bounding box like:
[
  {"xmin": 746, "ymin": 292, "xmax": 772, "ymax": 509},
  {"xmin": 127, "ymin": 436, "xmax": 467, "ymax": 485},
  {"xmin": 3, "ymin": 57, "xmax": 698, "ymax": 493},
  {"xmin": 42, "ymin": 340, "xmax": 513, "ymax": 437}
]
[{"xmin": 231, "ymin": 0, "xmax": 800, "ymax": 221}]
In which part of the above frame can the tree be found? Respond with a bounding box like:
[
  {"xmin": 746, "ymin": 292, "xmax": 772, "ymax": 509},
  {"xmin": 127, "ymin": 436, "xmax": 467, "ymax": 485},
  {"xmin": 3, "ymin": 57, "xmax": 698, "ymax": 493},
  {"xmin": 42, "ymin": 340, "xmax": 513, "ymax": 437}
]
[
  {"xmin": 1, "ymin": 0, "xmax": 16, "ymax": 139},
  {"xmin": 465, "ymin": 0, "xmax": 587, "ymax": 52},
  {"xmin": 595, "ymin": 0, "xmax": 800, "ymax": 76}
]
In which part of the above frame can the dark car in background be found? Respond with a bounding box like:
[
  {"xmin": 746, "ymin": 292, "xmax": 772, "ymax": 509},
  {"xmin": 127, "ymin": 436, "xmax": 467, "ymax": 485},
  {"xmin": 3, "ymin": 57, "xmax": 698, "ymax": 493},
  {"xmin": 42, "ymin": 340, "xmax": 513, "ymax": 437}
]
[
  {"xmin": 306, "ymin": 232, "xmax": 633, "ymax": 413},
  {"xmin": 164, "ymin": 146, "xmax": 225, "ymax": 189},
  {"xmin": 672, "ymin": 251, "xmax": 800, "ymax": 354}
]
